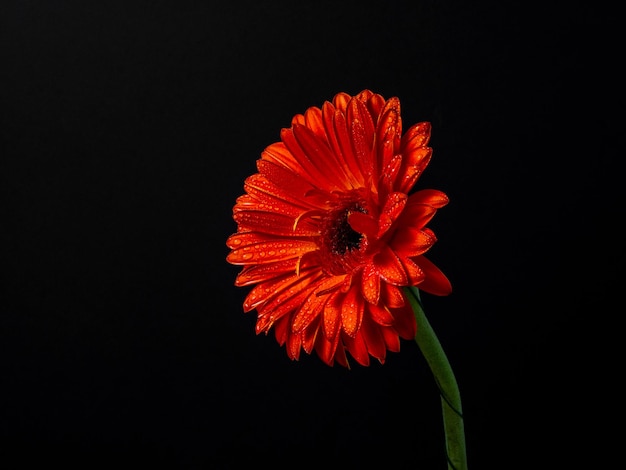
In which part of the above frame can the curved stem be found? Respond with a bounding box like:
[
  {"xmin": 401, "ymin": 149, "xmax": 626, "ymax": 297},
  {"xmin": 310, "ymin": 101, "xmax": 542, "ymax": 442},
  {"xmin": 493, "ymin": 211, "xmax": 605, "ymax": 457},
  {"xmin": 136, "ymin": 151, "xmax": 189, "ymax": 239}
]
[{"xmin": 405, "ymin": 286, "xmax": 468, "ymax": 470}]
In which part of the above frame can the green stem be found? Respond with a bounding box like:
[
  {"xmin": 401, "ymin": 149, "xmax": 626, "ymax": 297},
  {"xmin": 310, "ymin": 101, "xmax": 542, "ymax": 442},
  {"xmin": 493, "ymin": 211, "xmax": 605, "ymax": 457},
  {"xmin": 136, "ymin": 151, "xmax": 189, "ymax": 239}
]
[{"xmin": 405, "ymin": 286, "xmax": 468, "ymax": 470}]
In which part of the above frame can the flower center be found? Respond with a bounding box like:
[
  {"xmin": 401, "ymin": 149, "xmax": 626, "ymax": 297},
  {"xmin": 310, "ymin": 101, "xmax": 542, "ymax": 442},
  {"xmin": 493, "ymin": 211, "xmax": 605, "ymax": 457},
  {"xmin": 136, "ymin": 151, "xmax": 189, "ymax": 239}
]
[
  {"xmin": 317, "ymin": 197, "xmax": 369, "ymax": 276},
  {"xmin": 328, "ymin": 204, "xmax": 365, "ymax": 255}
]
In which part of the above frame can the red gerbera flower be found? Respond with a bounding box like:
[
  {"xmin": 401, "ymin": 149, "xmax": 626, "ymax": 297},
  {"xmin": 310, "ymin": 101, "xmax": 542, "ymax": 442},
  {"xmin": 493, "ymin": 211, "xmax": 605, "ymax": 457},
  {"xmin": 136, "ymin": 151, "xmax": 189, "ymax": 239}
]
[{"xmin": 226, "ymin": 89, "xmax": 451, "ymax": 367}]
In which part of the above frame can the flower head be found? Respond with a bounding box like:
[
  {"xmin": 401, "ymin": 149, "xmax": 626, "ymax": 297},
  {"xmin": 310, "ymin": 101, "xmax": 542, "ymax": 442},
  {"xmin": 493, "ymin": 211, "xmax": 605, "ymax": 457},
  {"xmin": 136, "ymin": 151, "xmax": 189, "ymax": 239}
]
[{"xmin": 226, "ymin": 90, "xmax": 451, "ymax": 367}]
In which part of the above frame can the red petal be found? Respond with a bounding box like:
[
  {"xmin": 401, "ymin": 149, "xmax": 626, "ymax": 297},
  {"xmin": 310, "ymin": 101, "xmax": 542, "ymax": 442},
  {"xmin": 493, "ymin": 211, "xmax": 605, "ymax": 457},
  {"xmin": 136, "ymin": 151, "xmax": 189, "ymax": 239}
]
[
  {"xmin": 243, "ymin": 174, "xmax": 316, "ymax": 211},
  {"xmin": 331, "ymin": 107, "xmax": 365, "ymax": 186},
  {"xmin": 291, "ymin": 290, "xmax": 328, "ymax": 335},
  {"xmin": 409, "ymin": 188, "xmax": 449, "ymax": 208},
  {"xmin": 235, "ymin": 259, "xmax": 298, "ymax": 286},
  {"xmin": 373, "ymin": 245, "xmax": 409, "ymax": 285},
  {"xmin": 356, "ymin": 89, "xmax": 375, "ymax": 103},
  {"xmin": 342, "ymin": 330, "xmax": 370, "ymax": 366},
  {"xmin": 291, "ymin": 113, "xmax": 305, "ymax": 126},
  {"xmin": 227, "ymin": 237, "xmax": 317, "ymax": 265},
  {"xmin": 347, "ymin": 98, "xmax": 376, "ymax": 182},
  {"xmin": 397, "ymin": 147, "xmax": 432, "ymax": 194},
  {"xmin": 262, "ymin": 141, "xmax": 329, "ymax": 192},
  {"xmin": 333, "ymin": 344, "xmax": 350, "ymax": 368},
  {"xmin": 257, "ymin": 160, "xmax": 318, "ymax": 202},
  {"xmin": 332, "ymin": 92, "xmax": 351, "ymax": 111},
  {"xmin": 286, "ymin": 329, "xmax": 302, "ymax": 361},
  {"xmin": 257, "ymin": 270, "xmax": 323, "ymax": 319},
  {"xmin": 360, "ymin": 265, "xmax": 380, "ymax": 305},
  {"xmin": 381, "ymin": 326, "xmax": 401, "ymax": 352},
  {"xmin": 379, "ymin": 154, "xmax": 402, "ymax": 199},
  {"xmin": 348, "ymin": 211, "xmax": 378, "ymax": 239},
  {"xmin": 361, "ymin": 317, "xmax": 387, "ymax": 363},
  {"xmin": 395, "ymin": 201, "xmax": 437, "ymax": 231},
  {"xmin": 255, "ymin": 311, "xmax": 274, "ymax": 335},
  {"xmin": 302, "ymin": 317, "xmax": 320, "ymax": 354},
  {"xmin": 303, "ymin": 106, "xmax": 327, "ymax": 143},
  {"xmin": 315, "ymin": 329, "xmax": 340, "ymax": 366},
  {"xmin": 292, "ymin": 123, "xmax": 349, "ymax": 190},
  {"xmin": 367, "ymin": 303, "xmax": 394, "ymax": 326},
  {"xmin": 272, "ymin": 315, "xmax": 289, "ymax": 344},
  {"xmin": 242, "ymin": 272, "xmax": 303, "ymax": 312},
  {"xmin": 375, "ymin": 98, "xmax": 402, "ymax": 180},
  {"xmin": 233, "ymin": 205, "xmax": 319, "ymax": 235},
  {"xmin": 414, "ymin": 255, "xmax": 452, "ymax": 296},
  {"xmin": 341, "ymin": 285, "xmax": 364, "ymax": 337},
  {"xmin": 281, "ymin": 126, "xmax": 337, "ymax": 192},
  {"xmin": 391, "ymin": 300, "xmax": 417, "ymax": 340},
  {"xmin": 365, "ymin": 91, "xmax": 386, "ymax": 123},
  {"xmin": 378, "ymin": 192, "xmax": 407, "ymax": 237},
  {"xmin": 321, "ymin": 102, "xmax": 361, "ymax": 189},
  {"xmin": 398, "ymin": 255, "xmax": 426, "ymax": 285},
  {"xmin": 401, "ymin": 121, "xmax": 431, "ymax": 150},
  {"xmin": 391, "ymin": 227, "xmax": 436, "ymax": 257},
  {"xmin": 382, "ymin": 283, "xmax": 406, "ymax": 308},
  {"xmin": 292, "ymin": 276, "xmax": 345, "ymax": 333},
  {"xmin": 256, "ymin": 298, "xmax": 295, "ymax": 330},
  {"xmin": 322, "ymin": 291, "xmax": 343, "ymax": 341}
]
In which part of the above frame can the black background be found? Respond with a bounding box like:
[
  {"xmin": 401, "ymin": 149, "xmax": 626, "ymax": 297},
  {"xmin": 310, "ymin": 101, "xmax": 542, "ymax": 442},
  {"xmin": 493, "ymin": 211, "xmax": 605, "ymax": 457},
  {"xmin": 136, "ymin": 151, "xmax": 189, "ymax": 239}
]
[{"xmin": 1, "ymin": 1, "xmax": 621, "ymax": 468}]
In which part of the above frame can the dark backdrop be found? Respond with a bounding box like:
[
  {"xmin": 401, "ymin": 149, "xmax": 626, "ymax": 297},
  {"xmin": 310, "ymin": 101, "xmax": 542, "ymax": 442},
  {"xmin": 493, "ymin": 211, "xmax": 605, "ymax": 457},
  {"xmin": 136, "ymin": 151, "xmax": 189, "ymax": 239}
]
[{"xmin": 1, "ymin": 1, "xmax": 621, "ymax": 468}]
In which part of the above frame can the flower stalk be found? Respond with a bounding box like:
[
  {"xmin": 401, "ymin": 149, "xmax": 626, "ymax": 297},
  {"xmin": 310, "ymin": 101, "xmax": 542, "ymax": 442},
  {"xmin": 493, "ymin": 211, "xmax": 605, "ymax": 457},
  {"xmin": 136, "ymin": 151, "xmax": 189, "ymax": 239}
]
[{"xmin": 405, "ymin": 286, "xmax": 468, "ymax": 470}]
